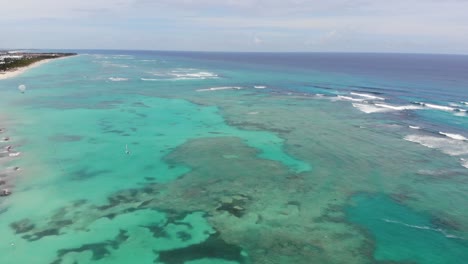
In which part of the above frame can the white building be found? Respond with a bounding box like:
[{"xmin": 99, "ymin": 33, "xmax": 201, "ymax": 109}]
[{"xmin": 0, "ymin": 55, "xmax": 24, "ymax": 62}]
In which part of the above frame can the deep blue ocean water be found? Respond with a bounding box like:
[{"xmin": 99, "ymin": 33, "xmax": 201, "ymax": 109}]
[{"xmin": 0, "ymin": 51, "xmax": 467, "ymax": 263}]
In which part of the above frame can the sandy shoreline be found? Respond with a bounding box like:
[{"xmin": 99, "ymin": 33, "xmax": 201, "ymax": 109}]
[{"xmin": 0, "ymin": 56, "xmax": 73, "ymax": 80}]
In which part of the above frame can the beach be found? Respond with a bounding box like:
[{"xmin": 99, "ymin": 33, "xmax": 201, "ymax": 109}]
[
  {"xmin": 0, "ymin": 54, "xmax": 76, "ymax": 80},
  {"xmin": 0, "ymin": 51, "xmax": 467, "ymax": 264},
  {"xmin": 0, "ymin": 58, "xmax": 56, "ymax": 80}
]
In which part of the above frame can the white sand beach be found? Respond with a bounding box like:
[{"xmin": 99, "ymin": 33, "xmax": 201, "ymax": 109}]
[{"xmin": 0, "ymin": 58, "xmax": 58, "ymax": 80}]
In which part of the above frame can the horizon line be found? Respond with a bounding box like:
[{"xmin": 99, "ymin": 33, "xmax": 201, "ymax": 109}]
[{"xmin": 2, "ymin": 48, "xmax": 468, "ymax": 56}]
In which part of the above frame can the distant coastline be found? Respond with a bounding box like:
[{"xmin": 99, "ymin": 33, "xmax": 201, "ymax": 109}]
[{"xmin": 0, "ymin": 52, "xmax": 76, "ymax": 80}]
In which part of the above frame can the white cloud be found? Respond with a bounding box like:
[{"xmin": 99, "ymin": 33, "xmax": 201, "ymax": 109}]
[
  {"xmin": 1, "ymin": 0, "xmax": 468, "ymax": 53},
  {"xmin": 0, "ymin": 0, "xmax": 134, "ymax": 19}
]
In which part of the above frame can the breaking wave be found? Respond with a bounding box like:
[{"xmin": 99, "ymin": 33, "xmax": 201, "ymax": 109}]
[
  {"xmin": 109, "ymin": 77, "xmax": 129, "ymax": 82},
  {"xmin": 337, "ymin": 96, "xmax": 366, "ymax": 102},
  {"xmin": 413, "ymin": 102, "xmax": 466, "ymax": 113},
  {"xmin": 404, "ymin": 134, "xmax": 468, "ymax": 156},
  {"xmin": 438, "ymin": 132, "xmax": 468, "ymax": 141},
  {"xmin": 144, "ymin": 69, "xmax": 219, "ymax": 81},
  {"xmin": 374, "ymin": 103, "xmax": 423, "ymax": 111},
  {"xmin": 461, "ymin": 158, "xmax": 468, "ymax": 169},
  {"xmin": 103, "ymin": 62, "xmax": 129, "ymax": 68},
  {"xmin": 349, "ymin": 100, "xmax": 467, "ymax": 116},
  {"xmin": 352, "ymin": 103, "xmax": 390, "ymax": 113},
  {"xmin": 351, "ymin": 102, "xmax": 421, "ymax": 113},
  {"xmin": 350, "ymin": 92, "xmax": 385, "ymax": 100},
  {"xmin": 196, "ymin": 86, "xmax": 242, "ymax": 92}
]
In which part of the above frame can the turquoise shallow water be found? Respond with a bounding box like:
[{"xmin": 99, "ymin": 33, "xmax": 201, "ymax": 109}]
[
  {"xmin": 347, "ymin": 194, "xmax": 468, "ymax": 264},
  {"xmin": 0, "ymin": 51, "xmax": 467, "ymax": 264}
]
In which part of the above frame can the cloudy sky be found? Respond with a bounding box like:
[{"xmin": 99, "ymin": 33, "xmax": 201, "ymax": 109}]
[{"xmin": 2, "ymin": 0, "xmax": 468, "ymax": 54}]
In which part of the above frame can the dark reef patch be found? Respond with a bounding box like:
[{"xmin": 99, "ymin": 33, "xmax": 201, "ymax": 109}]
[
  {"xmin": 314, "ymin": 203, "xmax": 345, "ymax": 223},
  {"xmin": 51, "ymin": 230, "xmax": 129, "ymax": 263},
  {"xmin": 49, "ymin": 134, "xmax": 83, "ymax": 142},
  {"xmin": 176, "ymin": 231, "xmax": 192, "ymax": 241},
  {"xmin": 72, "ymin": 199, "xmax": 88, "ymax": 207},
  {"xmin": 216, "ymin": 194, "xmax": 250, "ymax": 218},
  {"xmin": 208, "ymin": 131, "xmax": 224, "ymax": 134},
  {"xmin": 71, "ymin": 168, "xmax": 111, "ymax": 181},
  {"xmin": 10, "ymin": 219, "xmax": 35, "ymax": 234},
  {"xmin": 157, "ymin": 232, "xmax": 245, "ymax": 264},
  {"xmin": 135, "ymin": 113, "xmax": 147, "ymax": 118},
  {"xmin": 226, "ymin": 120, "xmax": 292, "ymax": 134},
  {"xmin": 50, "ymin": 220, "xmax": 73, "ymax": 228},
  {"xmin": 430, "ymin": 215, "xmax": 461, "ymax": 231},
  {"xmin": 142, "ymin": 224, "xmax": 169, "ymax": 238},
  {"xmin": 106, "ymin": 129, "xmax": 126, "ymax": 135},
  {"xmin": 24, "ymin": 228, "xmax": 61, "ymax": 241},
  {"xmin": 96, "ymin": 100, "xmax": 123, "ymax": 109},
  {"xmin": 132, "ymin": 102, "xmax": 150, "ymax": 108}
]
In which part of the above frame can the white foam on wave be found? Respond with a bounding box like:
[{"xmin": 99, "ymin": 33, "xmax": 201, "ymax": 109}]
[
  {"xmin": 352, "ymin": 103, "xmax": 391, "ymax": 114},
  {"xmin": 415, "ymin": 102, "xmax": 456, "ymax": 112},
  {"xmin": 425, "ymin": 103, "xmax": 456, "ymax": 111},
  {"xmin": 449, "ymin": 102, "xmax": 463, "ymax": 107},
  {"xmin": 196, "ymin": 86, "xmax": 242, "ymax": 92},
  {"xmin": 461, "ymin": 101, "xmax": 468, "ymax": 105},
  {"xmin": 409, "ymin": 125, "xmax": 420, "ymax": 130},
  {"xmin": 171, "ymin": 71, "xmax": 218, "ymax": 80},
  {"xmin": 350, "ymin": 101, "xmax": 423, "ymax": 114},
  {"xmin": 254, "ymin": 85, "xmax": 267, "ymax": 89},
  {"xmin": 412, "ymin": 101, "xmax": 467, "ymax": 114},
  {"xmin": 109, "ymin": 77, "xmax": 129, "ymax": 82},
  {"xmin": 146, "ymin": 69, "xmax": 219, "ymax": 81},
  {"xmin": 460, "ymin": 158, "xmax": 468, "ymax": 169},
  {"xmin": 350, "ymin": 92, "xmax": 385, "ymax": 100},
  {"xmin": 404, "ymin": 134, "xmax": 468, "ymax": 156},
  {"xmin": 383, "ymin": 219, "xmax": 465, "ymax": 240},
  {"xmin": 439, "ymin": 132, "xmax": 468, "ymax": 141},
  {"xmin": 112, "ymin": 55, "xmax": 134, "ymax": 59},
  {"xmin": 103, "ymin": 62, "xmax": 129, "ymax": 68},
  {"xmin": 337, "ymin": 95, "xmax": 366, "ymax": 102},
  {"xmin": 374, "ymin": 103, "xmax": 423, "ymax": 111},
  {"xmin": 141, "ymin": 78, "xmax": 159, "ymax": 81}
]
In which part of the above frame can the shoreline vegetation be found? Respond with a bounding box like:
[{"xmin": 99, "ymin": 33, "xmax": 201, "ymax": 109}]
[{"xmin": 0, "ymin": 52, "xmax": 76, "ymax": 80}]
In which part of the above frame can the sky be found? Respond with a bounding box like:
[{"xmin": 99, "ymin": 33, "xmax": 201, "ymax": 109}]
[{"xmin": 2, "ymin": 0, "xmax": 468, "ymax": 54}]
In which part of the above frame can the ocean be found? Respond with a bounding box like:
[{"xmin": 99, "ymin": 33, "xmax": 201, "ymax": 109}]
[{"xmin": 0, "ymin": 51, "xmax": 467, "ymax": 264}]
